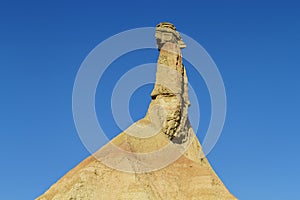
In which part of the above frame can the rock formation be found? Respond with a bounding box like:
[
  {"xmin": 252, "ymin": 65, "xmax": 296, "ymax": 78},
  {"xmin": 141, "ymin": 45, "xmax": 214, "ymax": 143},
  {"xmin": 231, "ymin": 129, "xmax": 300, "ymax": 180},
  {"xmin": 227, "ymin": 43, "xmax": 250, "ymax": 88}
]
[{"xmin": 37, "ymin": 22, "xmax": 237, "ymax": 200}]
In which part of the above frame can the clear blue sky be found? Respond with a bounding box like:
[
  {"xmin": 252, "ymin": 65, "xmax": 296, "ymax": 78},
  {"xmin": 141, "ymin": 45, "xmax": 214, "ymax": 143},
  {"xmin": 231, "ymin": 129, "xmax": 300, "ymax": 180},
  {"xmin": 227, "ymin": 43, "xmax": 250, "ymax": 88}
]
[{"xmin": 1, "ymin": 0, "xmax": 299, "ymax": 199}]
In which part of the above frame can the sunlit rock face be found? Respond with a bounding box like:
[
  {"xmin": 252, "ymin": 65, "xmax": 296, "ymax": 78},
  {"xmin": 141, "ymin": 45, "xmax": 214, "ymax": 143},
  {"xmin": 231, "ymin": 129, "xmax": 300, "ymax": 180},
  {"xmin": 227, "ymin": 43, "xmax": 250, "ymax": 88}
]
[{"xmin": 37, "ymin": 23, "xmax": 237, "ymax": 200}]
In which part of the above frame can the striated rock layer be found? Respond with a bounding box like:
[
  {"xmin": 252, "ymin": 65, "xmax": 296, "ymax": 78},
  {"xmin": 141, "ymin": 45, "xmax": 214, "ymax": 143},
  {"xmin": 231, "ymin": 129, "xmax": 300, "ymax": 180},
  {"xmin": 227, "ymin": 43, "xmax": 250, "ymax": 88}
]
[{"xmin": 37, "ymin": 22, "xmax": 236, "ymax": 200}]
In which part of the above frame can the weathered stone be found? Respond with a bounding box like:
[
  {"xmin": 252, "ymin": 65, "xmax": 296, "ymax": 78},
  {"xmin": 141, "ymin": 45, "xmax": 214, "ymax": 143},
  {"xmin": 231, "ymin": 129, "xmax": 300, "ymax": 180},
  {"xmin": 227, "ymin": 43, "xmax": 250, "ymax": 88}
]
[
  {"xmin": 155, "ymin": 22, "xmax": 186, "ymax": 49},
  {"xmin": 37, "ymin": 22, "xmax": 237, "ymax": 200}
]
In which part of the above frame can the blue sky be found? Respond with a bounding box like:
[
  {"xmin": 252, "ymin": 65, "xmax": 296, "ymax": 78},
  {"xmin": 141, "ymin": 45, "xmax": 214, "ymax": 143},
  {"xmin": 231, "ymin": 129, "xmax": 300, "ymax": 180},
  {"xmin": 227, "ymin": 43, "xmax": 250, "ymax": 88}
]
[{"xmin": 0, "ymin": 0, "xmax": 299, "ymax": 199}]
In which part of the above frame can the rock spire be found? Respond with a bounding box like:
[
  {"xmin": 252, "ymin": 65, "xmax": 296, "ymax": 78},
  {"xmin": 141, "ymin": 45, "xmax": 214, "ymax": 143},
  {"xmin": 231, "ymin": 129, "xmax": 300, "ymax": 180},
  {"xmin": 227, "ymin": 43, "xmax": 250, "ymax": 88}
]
[{"xmin": 37, "ymin": 22, "xmax": 237, "ymax": 200}]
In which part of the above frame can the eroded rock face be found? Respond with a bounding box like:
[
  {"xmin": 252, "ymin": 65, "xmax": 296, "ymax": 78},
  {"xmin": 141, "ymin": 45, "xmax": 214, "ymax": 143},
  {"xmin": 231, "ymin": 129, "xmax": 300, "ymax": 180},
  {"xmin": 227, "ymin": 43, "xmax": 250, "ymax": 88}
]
[
  {"xmin": 151, "ymin": 43, "xmax": 184, "ymax": 139},
  {"xmin": 155, "ymin": 22, "xmax": 186, "ymax": 49},
  {"xmin": 151, "ymin": 25, "xmax": 190, "ymax": 143},
  {"xmin": 37, "ymin": 22, "xmax": 237, "ymax": 200}
]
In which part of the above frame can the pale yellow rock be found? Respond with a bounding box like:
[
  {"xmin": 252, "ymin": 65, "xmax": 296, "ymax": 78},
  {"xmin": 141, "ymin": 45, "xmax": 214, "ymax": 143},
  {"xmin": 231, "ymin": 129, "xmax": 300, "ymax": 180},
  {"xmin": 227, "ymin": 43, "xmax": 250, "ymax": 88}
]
[{"xmin": 37, "ymin": 23, "xmax": 237, "ymax": 200}]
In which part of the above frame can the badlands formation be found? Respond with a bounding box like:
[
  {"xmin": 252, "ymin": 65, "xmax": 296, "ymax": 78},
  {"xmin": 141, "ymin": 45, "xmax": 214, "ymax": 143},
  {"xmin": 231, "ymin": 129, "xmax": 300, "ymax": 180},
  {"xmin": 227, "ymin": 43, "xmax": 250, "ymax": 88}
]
[{"xmin": 37, "ymin": 22, "xmax": 236, "ymax": 200}]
